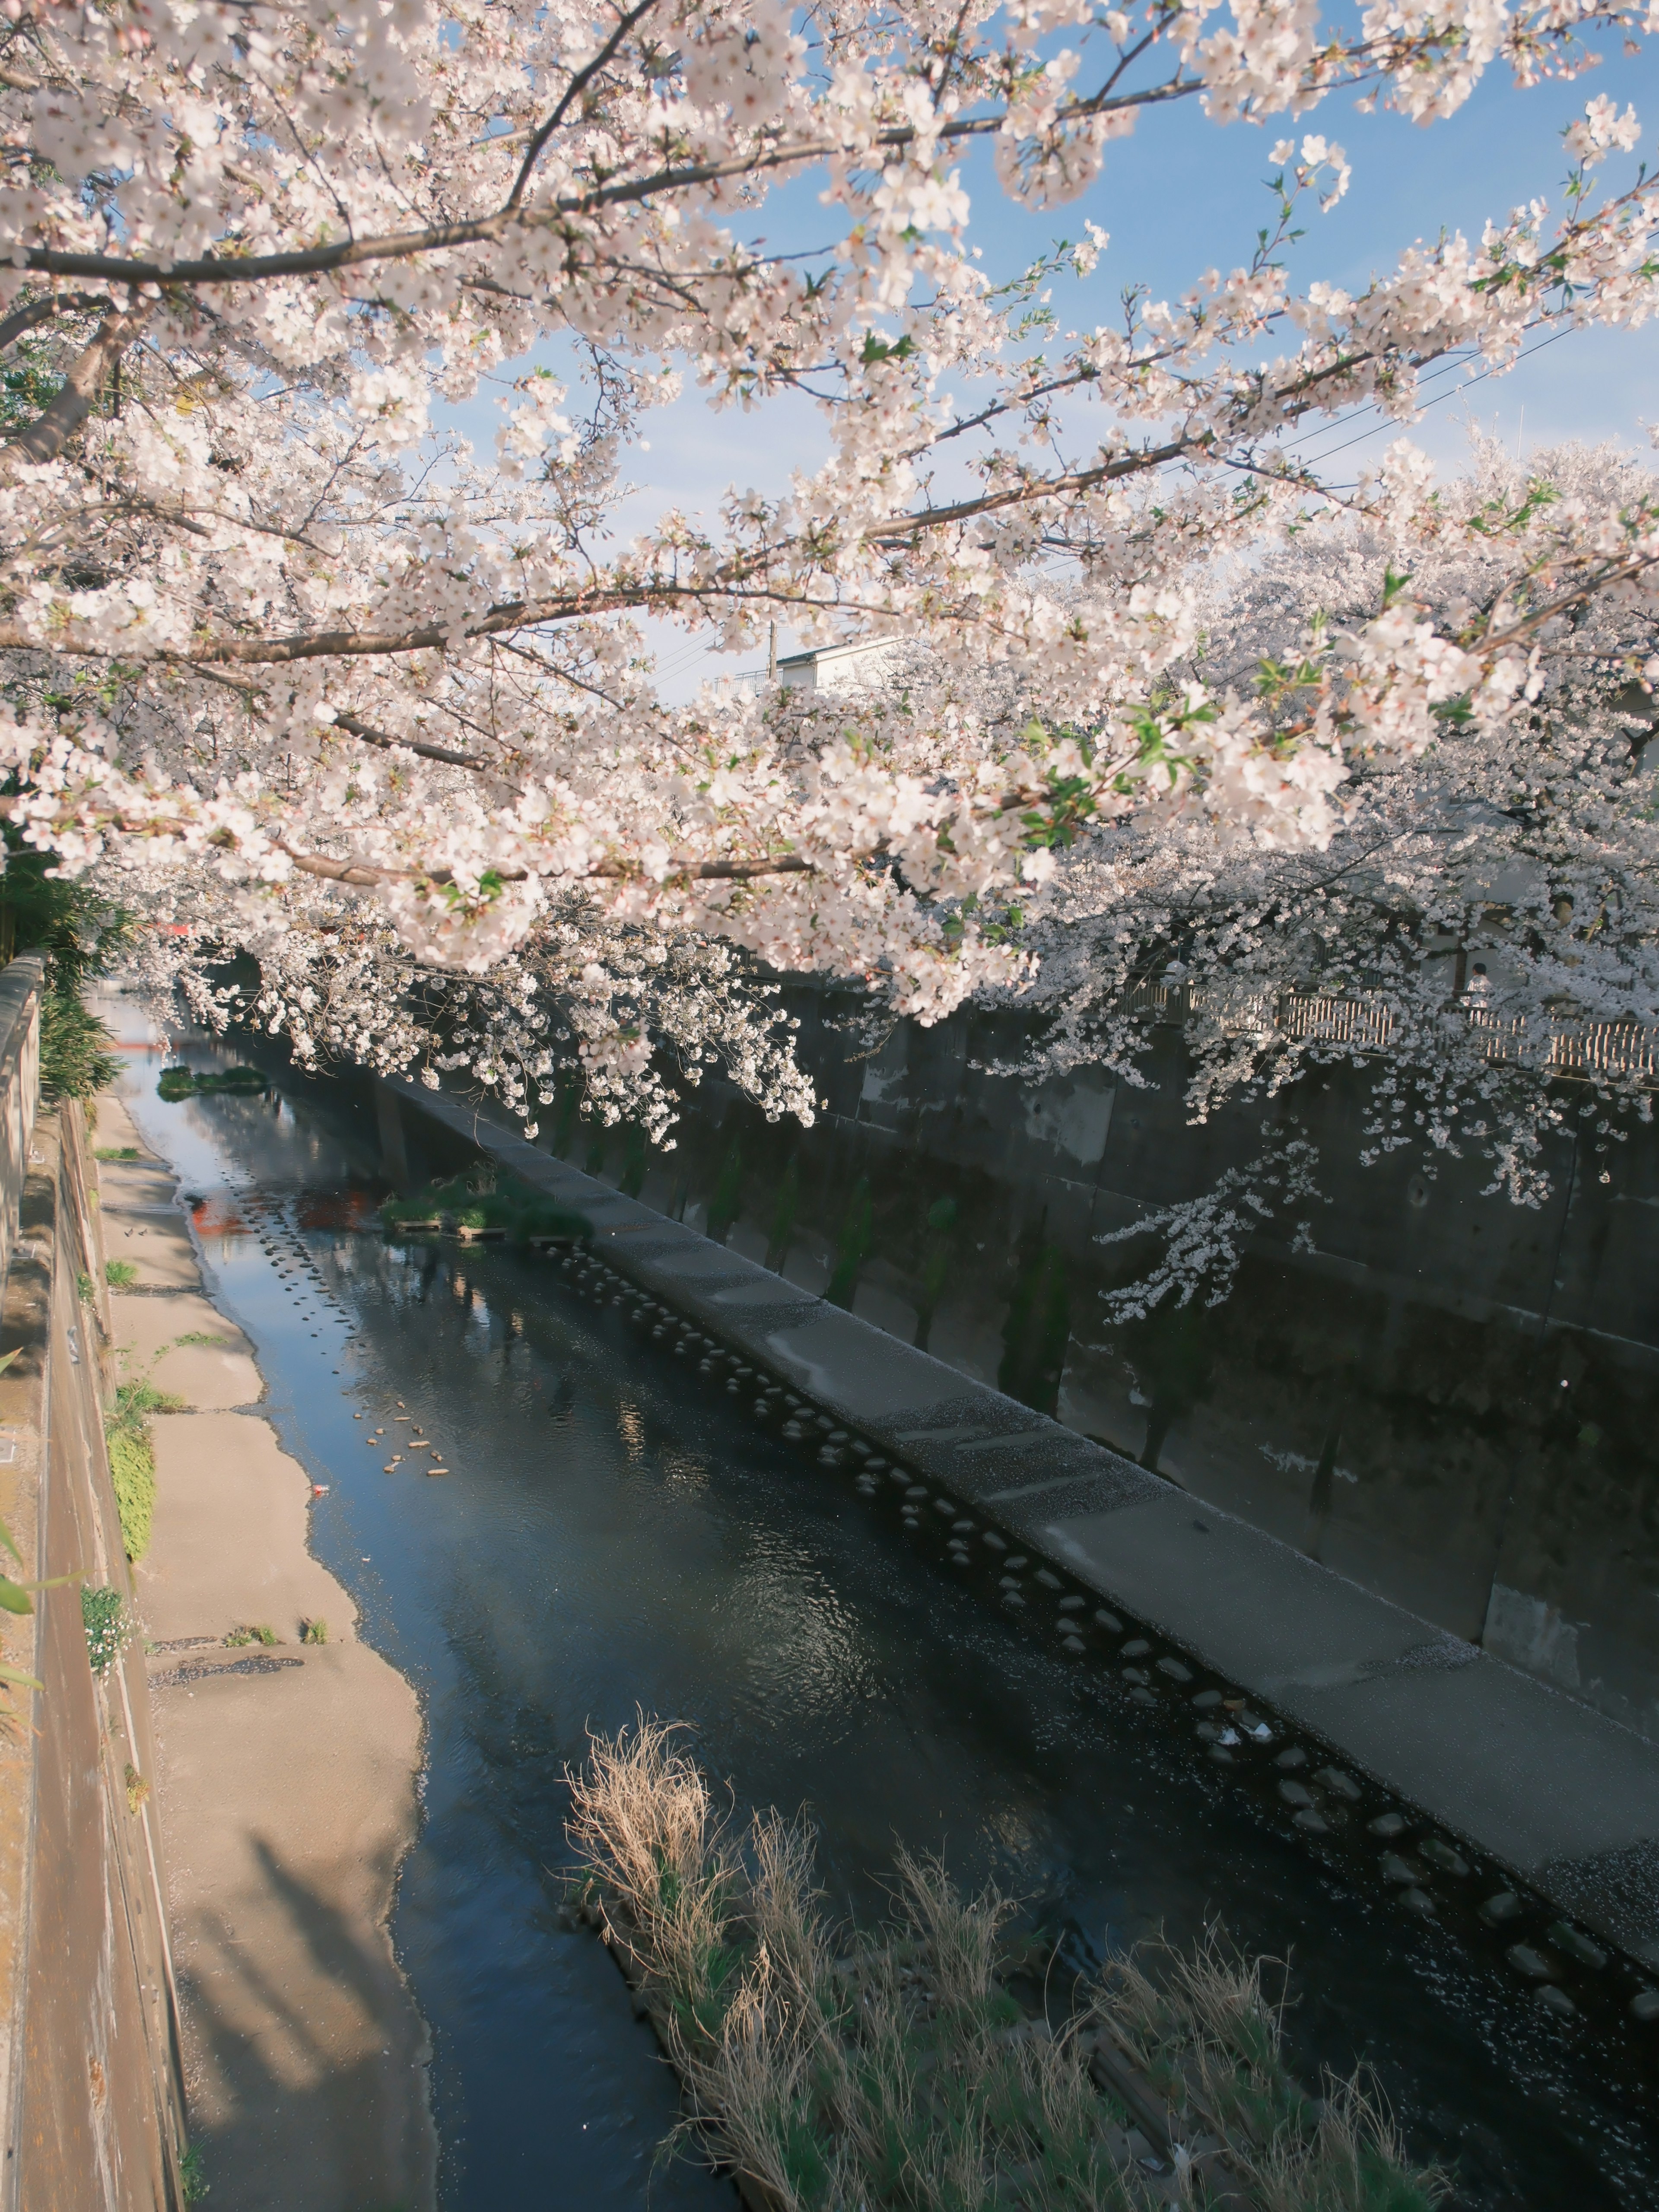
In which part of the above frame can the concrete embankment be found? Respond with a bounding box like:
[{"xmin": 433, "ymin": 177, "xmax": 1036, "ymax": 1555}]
[
  {"xmin": 100, "ymin": 1081, "xmax": 436, "ymax": 2212},
  {"xmin": 0, "ymin": 964, "xmax": 187, "ymax": 2212},
  {"xmin": 388, "ymin": 1075, "xmax": 1659, "ymax": 1999}
]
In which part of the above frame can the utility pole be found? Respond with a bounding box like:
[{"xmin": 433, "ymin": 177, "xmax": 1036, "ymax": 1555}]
[{"xmin": 767, "ymin": 620, "xmax": 777, "ymax": 684}]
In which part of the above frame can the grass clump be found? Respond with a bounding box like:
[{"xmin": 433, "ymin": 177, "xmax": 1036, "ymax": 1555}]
[
  {"xmin": 225, "ymin": 1623, "xmax": 277, "ymax": 1648},
  {"xmin": 567, "ymin": 1718, "xmax": 1448, "ymax": 2212},
  {"xmin": 300, "ymin": 1617, "xmax": 328, "ymax": 1645},
  {"xmin": 157, "ymin": 1064, "xmax": 267, "ymax": 1103},
  {"xmin": 105, "ymin": 1377, "xmax": 184, "ymax": 1560},
  {"xmin": 178, "ymin": 2142, "xmax": 209, "ymax": 2202},
  {"xmin": 0, "ymin": 845, "xmax": 133, "ymax": 1101},
  {"xmin": 95, "ymin": 1146, "xmax": 140, "ymax": 1162},
  {"xmin": 105, "ymin": 1258, "xmax": 139, "ymax": 1289},
  {"xmin": 381, "ymin": 1170, "xmax": 588, "ymax": 1247},
  {"xmin": 82, "ymin": 1586, "xmax": 131, "ymax": 1675}
]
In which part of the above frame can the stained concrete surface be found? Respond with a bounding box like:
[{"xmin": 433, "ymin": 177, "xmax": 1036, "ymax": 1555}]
[
  {"xmin": 136, "ymin": 1412, "xmax": 348, "ymax": 1649},
  {"xmin": 99, "ymin": 1092, "xmax": 436, "ymax": 2212},
  {"xmin": 111, "ymin": 1288, "xmax": 264, "ymax": 1411},
  {"xmin": 101, "ymin": 1179, "xmax": 202, "ymax": 1289}
]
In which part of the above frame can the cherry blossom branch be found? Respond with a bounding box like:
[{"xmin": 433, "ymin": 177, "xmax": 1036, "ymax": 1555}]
[{"xmin": 10, "ymin": 307, "xmax": 146, "ymax": 464}]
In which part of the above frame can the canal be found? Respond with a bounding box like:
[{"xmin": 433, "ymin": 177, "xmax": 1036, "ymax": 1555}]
[{"xmin": 117, "ymin": 1030, "xmax": 1659, "ymax": 2211}]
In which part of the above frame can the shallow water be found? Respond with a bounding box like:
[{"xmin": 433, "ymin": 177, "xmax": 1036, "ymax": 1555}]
[{"xmin": 117, "ymin": 1035, "xmax": 1659, "ymax": 2211}]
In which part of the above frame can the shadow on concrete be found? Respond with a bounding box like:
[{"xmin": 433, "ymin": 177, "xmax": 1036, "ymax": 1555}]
[{"xmin": 175, "ymin": 1834, "xmax": 434, "ymax": 2212}]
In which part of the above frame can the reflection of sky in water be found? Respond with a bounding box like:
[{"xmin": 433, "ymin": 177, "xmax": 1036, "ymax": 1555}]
[{"xmin": 113, "ymin": 1028, "xmax": 1659, "ymax": 2212}]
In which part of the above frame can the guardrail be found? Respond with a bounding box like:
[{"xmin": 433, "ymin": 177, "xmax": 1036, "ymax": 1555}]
[{"xmin": 1120, "ymin": 978, "xmax": 1659, "ymax": 1084}]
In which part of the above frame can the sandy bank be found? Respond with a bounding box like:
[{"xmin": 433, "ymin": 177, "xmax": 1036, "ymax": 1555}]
[{"xmin": 99, "ymin": 1086, "xmax": 436, "ymax": 2212}]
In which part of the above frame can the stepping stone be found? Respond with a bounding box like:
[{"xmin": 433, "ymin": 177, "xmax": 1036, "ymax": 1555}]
[
  {"xmin": 1506, "ymin": 1945, "xmax": 1552, "ymax": 1980},
  {"xmin": 1315, "ymin": 1767, "xmax": 1361, "ymax": 1802},
  {"xmin": 1419, "ymin": 1839, "xmax": 1469, "ymax": 1877},
  {"xmin": 1547, "ymin": 1921, "xmax": 1606, "ymax": 1971}
]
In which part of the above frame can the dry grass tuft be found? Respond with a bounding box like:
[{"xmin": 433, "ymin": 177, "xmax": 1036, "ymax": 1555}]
[
  {"xmin": 565, "ymin": 1711, "xmax": 745, "ymax": 2042},
  {"xmin": 569, "ymin": 1721, "xmax": 1450, "ymax": 2212}
]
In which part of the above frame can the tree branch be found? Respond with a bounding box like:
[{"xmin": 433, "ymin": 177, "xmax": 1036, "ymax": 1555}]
[
  {"xmin": 11, "ymin": 83, "xmax": 1198, "ymax": 292},
  {"xmin": 330, "ymin": 711, "xmax": 498, "ymax": 774},
  {"xmin": 0, "ymin": 290, "xmax": 107, "ymax": 356},
  {"xmin": 9, "ymin": 308, "xmax": 146, "ymax": 465},
  {"xmin": 277, "ymin": 844, "xmax": 814, "ymax": 890}
]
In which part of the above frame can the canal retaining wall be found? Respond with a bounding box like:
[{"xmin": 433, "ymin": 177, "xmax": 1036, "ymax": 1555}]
[
  {"xmin": 0, "ymin": 959, "xmax": 189, "ymax": 2210},
  {"xmin": 384, "ymin": 1070, "xmax": 1659, "ymax": 2011},
  {"xmin": 525, "ymin": 989, "xmax": 1659, "ymax": 1751}
]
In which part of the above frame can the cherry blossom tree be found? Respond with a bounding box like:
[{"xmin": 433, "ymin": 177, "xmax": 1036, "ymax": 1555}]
[
  {"xmin": 1001, "ymin": 434, "xmax": 1659, "ymax": 1215},
  {"xmin": 0, "ymin": 0, "xmax": 1657, "ymax": 1142}
]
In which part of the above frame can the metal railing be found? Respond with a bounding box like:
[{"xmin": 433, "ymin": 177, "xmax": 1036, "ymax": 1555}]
[{"xmin": 1119, "ymin": 975, "xmax": 1659, "ymax": 1084}]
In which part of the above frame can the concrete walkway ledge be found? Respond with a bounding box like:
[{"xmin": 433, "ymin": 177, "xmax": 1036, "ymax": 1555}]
[{"xmin": 391, "ymin": 1079, "xmax": 1659, "ymax": 1973}]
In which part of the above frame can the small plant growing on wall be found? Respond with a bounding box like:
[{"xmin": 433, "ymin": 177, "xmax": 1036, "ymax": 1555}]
[
  {"xmin": 82, "ymin": 1586, "xmax": 130, "ymax": 1676},
  {"xmin": 105, "ymin": 1376, "xmax": 183, "ymax": 1561}
]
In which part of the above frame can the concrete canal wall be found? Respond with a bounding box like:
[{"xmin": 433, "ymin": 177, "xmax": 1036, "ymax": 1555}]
[
  {"xmin": 533, "ymin": 990, "xmax": 1659, "ymax": 1751},
  {"xmin": 0, "ymin": 960, "xmax": 190, "ymax": 2211},
  {"xmin": 385, "ymin": 1072, "xmax": 1659, "ymax": 2018}
]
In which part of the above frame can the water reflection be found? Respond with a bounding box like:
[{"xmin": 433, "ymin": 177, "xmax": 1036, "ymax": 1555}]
[{"xmin": 116, "ymin": 1034, "xmax": 1659, "ymax": 2212}]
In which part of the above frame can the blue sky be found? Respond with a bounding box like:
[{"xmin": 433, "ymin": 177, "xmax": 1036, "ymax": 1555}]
[{"xmin": 464, "ymin": 32, "xmax": 1659, "ymax": 694}]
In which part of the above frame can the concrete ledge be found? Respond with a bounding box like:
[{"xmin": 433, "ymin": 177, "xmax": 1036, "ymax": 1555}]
[{"xmin": 389, "ymin": 1078, "xmax": 1659, "ymax": 1968}]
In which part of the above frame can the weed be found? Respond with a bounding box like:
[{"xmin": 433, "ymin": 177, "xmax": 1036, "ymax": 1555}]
[
  {"xmin": 173, "ymin": 1331, "xmax": 230, "ymax": 1348},
  {"xmin": 105, "ymin": 1259, "xmax": 139, "ymax": 1289},
  {"xmin": 94, "ymin": 1146, "xmax": 139, "ymax": 1162},
  {"xmin": 40, "ymin": 986, "xmax": 121, "ymax": 1100},
  {"xmin": 82, "ymin": 1586, "xmax": 130, "ymax": 1675},
  {"xmin": 224, "ymin": 1624, "xmax": 277, "ymax": 1648},
  {"xmin": 178, "ymin": 2142, "xmax": 209, "ymax": 2201},
  {"xmin": 0, "ymin": 846, "xmax": 131, "ymax": 1098},
  {"xmin": 76, "ymin": 1271, "xmax": 95, "ymax": 1303},
  {"xmin": 300, "ymin": 1617, "xmax": 328, "ymax": 1645},
  {"xmin": 380, "ymin": 1171, "xmax": 588, "ymax": 1246},
  {"xmin": 571, "ymin": 1722, "xmax": 1447, "ymax": 2212},
  {"xmin": 105, "ymin": 1377, "xmax": 184, "ymax": 1560},
  {"xmin": 124, "ymin": 1762, "xmax": 150, "ymax": 1815},
  {"xmin": 157, "ymin": 1065, "xmax": 266, "ymax": 1103},
  {"xmin": 565, "ymin": 1712, "xmax": 746, "ymax": 2044}
]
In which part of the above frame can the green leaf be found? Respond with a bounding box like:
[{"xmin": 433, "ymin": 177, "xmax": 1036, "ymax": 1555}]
[
  {"xmin": 0, "ymin": 1570, "xmax": 77, "ymax": 1611},
  {"xmin": 858, "ymin": 331, "xmax": 916, "ymax": 366},
  {"xmin": 0, "ymin": 1662, "xmax": 42, "ymax": 1692},
  {"xmin": 1381, "ymin": 566, "xmax": 1413, "ymax": 610},
  {"xmin": 0, "ymin": 1514, "xmax": 20, "ymax": 1566}
]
